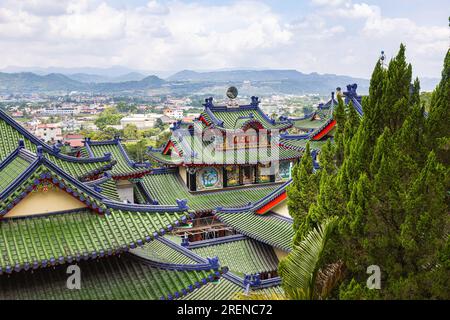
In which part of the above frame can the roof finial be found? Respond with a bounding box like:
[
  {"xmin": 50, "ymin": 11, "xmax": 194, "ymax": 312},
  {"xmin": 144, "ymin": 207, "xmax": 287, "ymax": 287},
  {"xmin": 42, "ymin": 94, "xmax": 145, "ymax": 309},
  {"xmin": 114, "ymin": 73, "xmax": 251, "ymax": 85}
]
[
  {"xmin": 36, "ymin": 145, "xmax": 43, "ymax": 158},
  {"xmin": 181, "ymin": 235, "xmax": 189, "ymax": 247},
  {"xmin": 250, "ymin": 96, "xmax": 260, "ymax": 107}
]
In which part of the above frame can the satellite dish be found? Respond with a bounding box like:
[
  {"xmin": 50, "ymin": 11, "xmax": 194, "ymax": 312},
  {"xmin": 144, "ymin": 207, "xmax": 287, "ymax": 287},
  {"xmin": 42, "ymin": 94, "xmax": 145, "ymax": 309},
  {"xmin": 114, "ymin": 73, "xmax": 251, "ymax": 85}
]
[{"xmin": 226, "ymin": 86, "xmax": 238, "ymax": 99}]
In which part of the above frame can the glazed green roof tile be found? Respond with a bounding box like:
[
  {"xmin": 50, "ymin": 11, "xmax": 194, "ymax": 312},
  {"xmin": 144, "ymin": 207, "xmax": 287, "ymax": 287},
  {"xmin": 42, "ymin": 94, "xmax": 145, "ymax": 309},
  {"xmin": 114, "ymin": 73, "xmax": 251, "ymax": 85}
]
[
  {"xmin": 0, "ymin": 117, "xmax": 113, "ymax": 180},
  {"xmin": 279, "ymin": 139, "xmax": 327, "ymax": 152},
  {"xmin": 250, "ymin": 286, "xmax": 285, "ymax": 298},
  {"xmin": 134, "ymin": 184, "xmax": 149, "ymax": 204},
  {"xmin": 155, "ymin": 131, "xmax": 302, "ymax": 166},
  {"xmin": 132, "ymin": 239, "xmax": 197, "ymax": 265},
  {"xmin": 97, "ymin": 179, "xmax": 121, "ymax": 201},
  {"xmin": 0, "ymin": 156, "xmax": 31, "ymax": 193},
  {"xmin": 214, "ymin": 211, "xmax": 294, "ymax": 252},
  {"xmin": 0, "ymin": 160, "xmax": 191, "ymax": 273},
  {"xmin": 45, "ymin": 154, "xmax": 113, "ymax": 180},
  {"xmin": 181, "ymin": 278, "xmax": 243, "ymax": 300},
  {"xmin": 0, "ymin": 208, "xmax": 189, "ymax": 273},
  {"xmin": 293, "ymin": 118, "xmax": 327, "ymax": 130},
  {"xmin": 86, "ymin": 141, "xmax": 151, "ymax": 177},
  {"xmin": 78, "ymin": 146, "xmax": 90, "ymax": 158},
  {"xmin": 191, "ymin": 237, "xmax": 279, "ymax": 277},
  {"xmin": 200, "ymin": 107, "xmax": 291, "ymax": 131},
  {"xmin": 292, "ymin": 106, "xmax": 333, "ymax": 130},
  {"xmin": 0, "ymin": 255, "xmax": 218, "ymax": 300},
  {"xmin": 181, "ymin": 278, "xmax": 284, "ymax": 300},
  {"xmin": 147, "ymin": 149, "xmax": 183, "ymax": 165},
  {"xmin": 141, "ymin": 172, "xmax": 282, "ymax": 212}
]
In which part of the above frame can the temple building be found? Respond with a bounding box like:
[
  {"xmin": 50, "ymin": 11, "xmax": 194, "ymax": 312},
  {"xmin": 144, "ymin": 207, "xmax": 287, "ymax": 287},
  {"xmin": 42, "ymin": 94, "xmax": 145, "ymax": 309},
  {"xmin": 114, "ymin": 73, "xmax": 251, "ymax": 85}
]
[{"xmin": 0, "ymin": 84, "xmax": 361, "ymax": 300}]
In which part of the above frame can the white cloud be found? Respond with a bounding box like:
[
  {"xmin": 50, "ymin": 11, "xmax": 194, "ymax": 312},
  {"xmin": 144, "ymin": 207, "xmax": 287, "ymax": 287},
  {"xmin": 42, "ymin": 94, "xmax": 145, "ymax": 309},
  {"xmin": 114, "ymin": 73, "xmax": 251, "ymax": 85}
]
[
  {"xmin": 311, "ymin": 0, "xmax": 349, "ymax": 7},
  {"xmin": 0, "ymin": 0, "xmax": 447, "ymax": 79}
]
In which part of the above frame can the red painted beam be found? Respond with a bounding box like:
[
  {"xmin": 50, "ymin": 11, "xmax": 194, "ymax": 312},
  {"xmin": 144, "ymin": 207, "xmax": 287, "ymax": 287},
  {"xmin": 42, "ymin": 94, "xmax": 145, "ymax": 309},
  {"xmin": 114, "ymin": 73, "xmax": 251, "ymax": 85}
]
[
  {"xmin": 256, "ymin": 191, "xmax": 287, "ymax": 215},
  {"xmin": 313, "ymin": 119, "xmax": 336, "ymax": 141},
  {"xmin": 198, "ymin": 115, "xmax": 210, "ymax": 126}
]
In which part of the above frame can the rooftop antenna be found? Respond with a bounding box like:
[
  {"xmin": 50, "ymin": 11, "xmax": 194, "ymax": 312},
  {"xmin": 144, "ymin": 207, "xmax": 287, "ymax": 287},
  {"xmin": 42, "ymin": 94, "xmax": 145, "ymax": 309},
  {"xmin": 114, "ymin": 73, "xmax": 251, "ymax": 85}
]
[{"xmin": 380, "ymin": 50, "xmax": 387, "ymax": 69}]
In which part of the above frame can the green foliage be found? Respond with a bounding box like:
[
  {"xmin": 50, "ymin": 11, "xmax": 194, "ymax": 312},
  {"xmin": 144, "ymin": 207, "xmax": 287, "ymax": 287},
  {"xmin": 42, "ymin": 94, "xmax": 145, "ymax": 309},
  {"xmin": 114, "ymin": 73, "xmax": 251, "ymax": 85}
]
[
  {"xmin": 333, "ymin": 97, "xmax": 346, "ymax": 166},
  {"xmin": 426, "ymin": 49, "xmax": 450, "ymax": 165},
  {"xmin": 286, "ymin": 143, "xmax": 319, "ymax": 244},
  {"xmin": 155, "ymin": 118, "xmax": 166, "ymax": 131},
  {"xmin": 287, "ymin": 45, "xmax": 449, "ymax": 300},
  {"xmin": 125, "ymin": 139, "xmax": 149, "ymax": 163},
  {"xmin": 94, "ymin": 107, "xmax": 123, "ymax": 130},
  {"xmin": 116, "ymin": 102, "xmax": 137, "ymax": 114},
  {"xmin": 123, "ymin": 124, "xmax": 140, "ymax": 140},
  {"xmin": 279, "ymin": 217, "xmax": 339, "ymax": 300}
]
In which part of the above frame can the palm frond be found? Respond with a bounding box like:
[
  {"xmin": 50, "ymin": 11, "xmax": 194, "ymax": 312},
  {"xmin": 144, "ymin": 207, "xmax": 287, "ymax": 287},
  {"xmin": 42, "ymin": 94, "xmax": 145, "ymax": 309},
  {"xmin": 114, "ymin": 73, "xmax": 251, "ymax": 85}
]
[
  {"xmin": 279, "ymin": 216, "xmax": 337, "ymax": 300},
  {"xmin": 314, "ymin": 260, "xmax": 345, "ymax": 299}
]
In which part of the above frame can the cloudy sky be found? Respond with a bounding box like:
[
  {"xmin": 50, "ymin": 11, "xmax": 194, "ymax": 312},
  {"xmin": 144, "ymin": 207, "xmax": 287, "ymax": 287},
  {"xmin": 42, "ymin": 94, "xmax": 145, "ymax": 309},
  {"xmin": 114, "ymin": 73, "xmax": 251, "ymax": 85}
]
[{"xmin": 0, "ymin": 0, "xmax": 448, "ymax": 78}]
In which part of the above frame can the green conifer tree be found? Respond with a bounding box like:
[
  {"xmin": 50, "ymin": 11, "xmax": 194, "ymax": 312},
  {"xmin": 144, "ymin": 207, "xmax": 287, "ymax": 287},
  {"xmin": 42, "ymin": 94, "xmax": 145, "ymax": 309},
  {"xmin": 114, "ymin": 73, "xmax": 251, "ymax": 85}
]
[{"xmin": 426, "ymin": 49, "xmax": 450, "ymax": 165}]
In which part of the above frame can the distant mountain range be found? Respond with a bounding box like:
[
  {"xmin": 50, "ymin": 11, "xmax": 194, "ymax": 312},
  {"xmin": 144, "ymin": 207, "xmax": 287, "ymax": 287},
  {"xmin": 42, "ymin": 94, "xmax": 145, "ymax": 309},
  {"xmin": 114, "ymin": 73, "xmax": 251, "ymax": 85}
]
[
  {"xmin": 0, "ymin": 72, "xmax": 164, "ymax": 94},
  {"xmin": 0, "ymin": 68, "xmax": 440, "ymax": 96}
]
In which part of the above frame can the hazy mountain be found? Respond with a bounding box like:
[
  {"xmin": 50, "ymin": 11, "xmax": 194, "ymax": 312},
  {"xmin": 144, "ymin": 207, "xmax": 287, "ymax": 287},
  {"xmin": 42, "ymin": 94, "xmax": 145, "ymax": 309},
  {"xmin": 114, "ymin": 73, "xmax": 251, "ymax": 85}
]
[
  {"xmin": 66, "ymin": 73, "xmax": 111, "ymax": 83},
  {"xmin": 0, "ymin": 72, "xmax": 88, "ymax": 92},
  {"xmin": 111, "ymin": 72, "xmax": 147, "ymax": 83},
  {"xmin": 0, "ymin": 66, "xmax": 140, "ymax": 77},
  {"xmin": 0, "ymin": 72, "xmax": 165, "ymax": 94},
  {"xmin": 168, "ymin": 69, "xmax": 370, "ymax": 95},
  {"xmin": 94, "ymin": 75, "xmax": 165, "ymax": 92},
  {"xmin": 66, "ymin": 72, "xmax": 147, "ymax": 84},
  {"xmin": 168, "ymin": 69, "xmax": 364, "ymax": 82}
]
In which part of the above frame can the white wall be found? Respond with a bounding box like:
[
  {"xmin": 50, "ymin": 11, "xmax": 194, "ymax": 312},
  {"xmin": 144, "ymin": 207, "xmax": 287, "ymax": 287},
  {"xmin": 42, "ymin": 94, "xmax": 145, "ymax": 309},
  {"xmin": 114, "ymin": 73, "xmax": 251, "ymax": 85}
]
[{"xmin": 116, "ymin": 180, "xmax": 135, "ymax": 203}]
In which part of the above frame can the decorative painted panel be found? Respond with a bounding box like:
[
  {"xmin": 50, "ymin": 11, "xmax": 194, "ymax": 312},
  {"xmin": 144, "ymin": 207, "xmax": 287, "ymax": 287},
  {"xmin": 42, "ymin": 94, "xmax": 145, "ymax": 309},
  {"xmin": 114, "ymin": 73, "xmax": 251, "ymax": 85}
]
[
  {"xmin": 225, "ymin": 166, "xmax": 240, "ymax": 187},
  {"xmin": 197, "ymin": 167, "xmax": 223, "ymax": 190},
  {"xmin": 279, "ymin": 161, "xmax": 293, "ymax": 180}
]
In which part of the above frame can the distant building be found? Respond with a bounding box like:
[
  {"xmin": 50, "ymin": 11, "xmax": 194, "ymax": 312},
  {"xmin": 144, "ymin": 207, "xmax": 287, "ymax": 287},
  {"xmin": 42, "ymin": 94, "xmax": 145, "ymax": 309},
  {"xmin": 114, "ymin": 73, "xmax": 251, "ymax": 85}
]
[
  {"xmin": 163, "ymin": 108, "xmax": 183, "ymax": 120},
  {"xmin": 120, "ymin": 113, "xmax": 161, "ymax": 130},
  {"xmin": 42, "ymin": 107, "xmax": 78, "ymax": 116},
  {"xmin": 35, "ymin": 123, "xmax": 62, "ymax": 143},
  {"xmin": 63, "ymin": 134, "xmax": 84, "ymax": 148}
]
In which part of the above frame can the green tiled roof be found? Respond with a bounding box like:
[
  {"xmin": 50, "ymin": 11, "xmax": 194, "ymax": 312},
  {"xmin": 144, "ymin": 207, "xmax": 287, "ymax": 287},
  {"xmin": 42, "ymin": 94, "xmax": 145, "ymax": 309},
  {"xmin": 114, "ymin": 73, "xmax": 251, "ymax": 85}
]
[
  {"xmin": 0, "ymin": 255, "xmax": 219, "ymax": 300},
  {"xmin": 177, "ymin": 135, "xmax": 302, "ymax": 165},
  {"xmin": 0, "ymin": 117, "xmax": 113, "ymax": 180},
  {"xmin": 191, "ymin": 237, "xmax": 279, "ymax": 277},
  {"xmin": 279, "ymin": 139, "xmax": 327, "ymax": 152},
  {"xmin": 87, "ymin": 141, "xmax": 151, "ymax": 177},
  {"xmin": 97, "ymin": 179, "xmax": 121, "ymax": 201},
  {"xmin": 0, "ymin": 156, "xmax": 30, "ymax": 193},
  {"xmin": 147, "ymin": 148, "xmax": 183, "ymax": 165},
  {"xmin": 214, "ymin": 211, "xmax": 294, "ymax": 252},
  {"xmin": 45, "ymin": 154, "xmax": 113, "ymax": 180},
  {"xmin": 141, "ymin": 172, "xmax": 282, "ymax": 212},
  {"xmin": 181, "ymin": 278, "xmax": 285, "ymax": 300},
  {"xmin": 0, "ymin": 207, "xmax": 189, "ymax": 273},
  {"xmin": 292, "ymin": 106, "xmax": 333, "ymax": 130},
  {"xmin": 134, "ymin": 236, "xmax": 279, "ymax": 277},
  {"xmin": 181, "ymin": 278, "xmax": 243, "ymax": 300},
  {"xmin": 132, "ymin": 238, "xmax": 197, "ymax": 265},
  {"xmin": 201, "ymin": 107, "xmax": 291, "ymax": 131}
]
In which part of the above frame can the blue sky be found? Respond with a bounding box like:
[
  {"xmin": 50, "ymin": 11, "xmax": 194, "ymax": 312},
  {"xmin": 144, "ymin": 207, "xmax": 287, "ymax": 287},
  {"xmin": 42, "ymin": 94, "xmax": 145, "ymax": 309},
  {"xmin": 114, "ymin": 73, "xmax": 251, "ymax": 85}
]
[{"xmin": 0, "ymin": 0, "xmax": 448, "ymax": 78}]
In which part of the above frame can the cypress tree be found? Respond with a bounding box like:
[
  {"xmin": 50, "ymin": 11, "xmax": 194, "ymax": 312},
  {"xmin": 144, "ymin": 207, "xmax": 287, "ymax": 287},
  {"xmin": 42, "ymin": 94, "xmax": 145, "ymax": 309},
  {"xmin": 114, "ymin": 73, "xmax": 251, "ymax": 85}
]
[
  {"xmin": 426, "ymin": 49, "xmax": 450, "ymax": 165},
  {"xmin": 334, "ymin": 96, "xmax": 346, "ymax": 166},
  {"xmin": 287, "ymin": 143, "xmax": 319, "ymax": 237}
]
